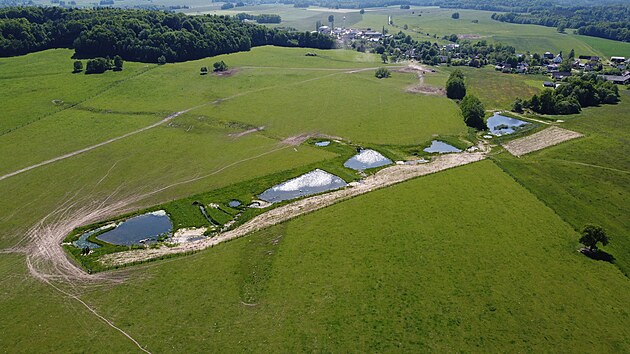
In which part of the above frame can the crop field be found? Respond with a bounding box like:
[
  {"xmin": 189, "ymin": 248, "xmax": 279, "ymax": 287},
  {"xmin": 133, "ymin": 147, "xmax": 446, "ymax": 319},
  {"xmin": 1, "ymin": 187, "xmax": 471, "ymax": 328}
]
[{"xmin": 493, "ymin": 90, "xmax": 630, "ymax": 276}]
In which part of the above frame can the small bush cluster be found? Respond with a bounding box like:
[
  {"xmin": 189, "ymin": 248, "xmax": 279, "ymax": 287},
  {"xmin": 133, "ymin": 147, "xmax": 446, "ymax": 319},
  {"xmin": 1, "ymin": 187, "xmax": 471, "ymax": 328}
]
[{"xmin": 374, "ymin": 67, "xmax": 391, "ymax": 79}]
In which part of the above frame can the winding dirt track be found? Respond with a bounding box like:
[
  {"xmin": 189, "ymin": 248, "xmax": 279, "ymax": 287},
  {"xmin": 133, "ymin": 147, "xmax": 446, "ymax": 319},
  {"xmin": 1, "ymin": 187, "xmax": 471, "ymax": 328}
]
[{"xmin": 101, "ymin": 151, "xmax": 486, "ymax": 266}]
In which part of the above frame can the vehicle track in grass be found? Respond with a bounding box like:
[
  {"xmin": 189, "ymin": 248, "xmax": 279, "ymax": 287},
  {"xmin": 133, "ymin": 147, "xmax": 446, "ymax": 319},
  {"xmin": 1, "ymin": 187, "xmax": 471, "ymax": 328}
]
[{"xmin": 0, "ymin": 66, "xmax": 396, "ymax": 182}]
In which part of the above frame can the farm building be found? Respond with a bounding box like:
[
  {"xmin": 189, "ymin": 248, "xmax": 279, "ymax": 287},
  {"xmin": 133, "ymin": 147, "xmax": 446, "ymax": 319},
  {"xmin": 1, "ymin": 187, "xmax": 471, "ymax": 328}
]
[
  {"xmin": 552, "ymin": 71, "xmax": 571, "ymax": 80},
  {"xmin": 610, "ymin": 56, "xmax": 626, "ymax": 63},
  {"xmin": 599, "ymin": 74, "xmax": 630, "ymax": 85}
]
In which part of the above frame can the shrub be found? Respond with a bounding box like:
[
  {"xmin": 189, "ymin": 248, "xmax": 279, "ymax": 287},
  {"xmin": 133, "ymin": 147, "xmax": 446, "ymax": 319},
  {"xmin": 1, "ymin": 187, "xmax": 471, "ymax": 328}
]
[
  {"xmin": 213, "ymin": 60, "xmax": 228, "ymax": 72},
  {"xmin": 375, "ymin": 67, "xmax": 391, "ymax": 79}
]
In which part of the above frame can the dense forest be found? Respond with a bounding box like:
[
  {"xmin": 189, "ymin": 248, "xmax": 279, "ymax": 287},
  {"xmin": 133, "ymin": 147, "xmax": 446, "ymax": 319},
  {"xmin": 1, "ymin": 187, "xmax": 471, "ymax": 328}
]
[
  {"xmin": 0, "ymin": 7, "xmax": 335, "ymax": 62},
  {"xmin": 492, "ymin": 6, "xmax": 630, "ymax": 42}
]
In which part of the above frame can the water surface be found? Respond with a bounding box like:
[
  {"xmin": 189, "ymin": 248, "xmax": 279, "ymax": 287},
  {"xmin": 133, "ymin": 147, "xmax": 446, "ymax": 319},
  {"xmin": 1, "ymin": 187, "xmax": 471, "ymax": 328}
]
[
  {"xmin": 423, "ymin": 140, "xmax": 462, "ymax": 154},
  {"xmin": 96, "ymin": 211, "xmax": 173, "ymax": 246},
  {"xmin": 487, "ymin": 113, "xmax": 530, "ymax": 136}
]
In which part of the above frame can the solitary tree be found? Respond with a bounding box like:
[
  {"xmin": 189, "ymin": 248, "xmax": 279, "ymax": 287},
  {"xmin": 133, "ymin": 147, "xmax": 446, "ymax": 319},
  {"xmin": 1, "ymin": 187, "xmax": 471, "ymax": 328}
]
[
  {"xmin": 359, "ymin": 8, "xmax": 365, "ymax": 14},
  {"xmin": 157, "ymin": 55, "xmax": 167, "ymax": 65},
  {"xmin": 328, "ymin": 15, "xmax": 334, "ymax": 28},
  {"xmin": 460, "ymin": 95, "xmax": 487, "ymax": 130},
  {"xmin": 113, "ymin": 55, "xmax": 123, "ymax": 71},
  {"xmin": 200, "ymin": 66, "xmax": 208, "ymax": 75},
  {"xmin": 451, "ymin": 12, "xmax": 460, "ymax": 19},
  {"xmin": 73, "ymin": 60, "xmax": 83, "ymax": 73},
  {"xmin": 381, "ymin": 53, "xmax": 388, "ymax": 63},
  {"xmin": 579, "ymin": 225, "xmax": 609, "ymax": 252},
  {"xmin": 446, "ymin": 77, "xmax": 466, "ymax": 99}
]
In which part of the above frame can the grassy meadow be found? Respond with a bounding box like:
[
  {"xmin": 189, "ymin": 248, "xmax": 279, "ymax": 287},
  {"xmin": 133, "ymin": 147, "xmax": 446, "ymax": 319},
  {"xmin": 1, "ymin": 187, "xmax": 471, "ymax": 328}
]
[
  {"xmin": 65, "ymin": 161, "xmax": 630, "ymax": 352},
  {"xmin": 0, "ymin": 10, "xmax": 629, "ymax": 349},
  {"xmin": 353, "ymin": 7, "xmax": 630, "ymax": 58},
  {"xmin": 493, "ymin": 90, "xmax": 630, "ymax": 276}
]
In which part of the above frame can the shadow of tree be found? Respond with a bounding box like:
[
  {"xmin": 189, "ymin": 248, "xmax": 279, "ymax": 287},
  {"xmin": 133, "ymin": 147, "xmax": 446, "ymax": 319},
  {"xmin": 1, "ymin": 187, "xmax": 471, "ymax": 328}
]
[{"xmin": 580, "ymin": 248, "xmax": 615, "ymax": 263}]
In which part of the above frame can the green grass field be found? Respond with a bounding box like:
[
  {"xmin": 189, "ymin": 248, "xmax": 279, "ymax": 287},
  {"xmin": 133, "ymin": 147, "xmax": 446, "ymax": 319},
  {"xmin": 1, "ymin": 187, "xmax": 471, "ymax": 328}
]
[
  {"xmin": 353, "ymin": 7, "xmax": 630, "ymax": 58},
  {"xmin": 53, "ymin": 161, "xmax": 628, "ymax": 352},
  {"xmin": 1, "ymin": 21, "xmax": 629, "ymax": 351},
  {"xmin": 493, "ymin": 90, "xmax": 630, "ymax": 276}
]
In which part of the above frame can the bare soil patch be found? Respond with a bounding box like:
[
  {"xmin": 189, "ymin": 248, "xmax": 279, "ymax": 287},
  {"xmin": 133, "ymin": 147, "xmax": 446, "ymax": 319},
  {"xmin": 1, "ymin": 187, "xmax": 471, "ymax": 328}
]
[
  {"xmin": 400, "ymin": 63, "xmax": 445, "ymax": 96},
  {"xmin": 214, "ymin": 68, "xmax": 239, "ymax": 77},
  {"xmin": 458, "ymin": 34, "xmax": 485, "ymax": 39},
  {"xmin": 502, "ymin": 126, "xmax": 583, "ymax": 157},
  {"xmin": 229, "ymin": 126, "xmax": 265, "ymax": 138}
]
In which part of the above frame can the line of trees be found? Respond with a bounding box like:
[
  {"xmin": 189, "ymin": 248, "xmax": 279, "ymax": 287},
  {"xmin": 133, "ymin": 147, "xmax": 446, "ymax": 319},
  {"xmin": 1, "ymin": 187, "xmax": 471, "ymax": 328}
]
[
  {"xmin": 234, "ymin": 13, "xmax": 282, "ymax": 24},
  {"xmin": 0, "ymin": 7, "xmax": 335, "ymax": 62},
  {"xmin": 521, "ymin": 73, "xmax": 619, "ymax": 115},
  {"xmin": 445, "ymin": 70, "xmax": 486, "ymax": 130}
]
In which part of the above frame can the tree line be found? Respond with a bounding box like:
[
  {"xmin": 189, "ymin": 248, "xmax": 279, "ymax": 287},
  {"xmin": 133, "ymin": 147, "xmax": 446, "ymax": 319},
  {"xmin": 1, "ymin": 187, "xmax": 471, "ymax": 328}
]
[
  {"xmin": 517, "ymin": 74, "xmax": 620, "ymax": 115},
  {"xmin": 0, "ymin": 7, "xmax": 335, "ymax": 62},
  {"xmin": 234, "ymin": 13, "xmax": 282, "ymax": 24},
  {"xmin": 491, "ymin": 6, "xmax": 630, "ymax": 42},
  {"xmin": 445, "ymin": 69, "xmax": 486, "ymax": 130}
]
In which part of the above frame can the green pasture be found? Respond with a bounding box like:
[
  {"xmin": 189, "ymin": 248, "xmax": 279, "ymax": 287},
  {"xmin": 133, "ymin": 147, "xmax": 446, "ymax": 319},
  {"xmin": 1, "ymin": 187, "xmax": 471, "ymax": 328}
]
[
  {"xmin": 354, "ymin": 7, "xmax": 630, "ymax": 58},
  {"xmin": 185, "ymin": 4, "xmax": 364, "ymax": 31},
  {"xmin": 0, "ymin": 46, "xmax": 466, "ymax": 178},
  {"xmin": 493, "ymin": 90, "xmax": 630, "ymax": 276},
  {"xmin": 428, "ymin": 66, "xmax": 545, "ymax": 110},
  {"xmin": 0, "ymin": 49, "xmax": 152, "ymax": 134},
  {"xmin": 70, "ymin": 161, "xmax": 630, "ymax": 352}
]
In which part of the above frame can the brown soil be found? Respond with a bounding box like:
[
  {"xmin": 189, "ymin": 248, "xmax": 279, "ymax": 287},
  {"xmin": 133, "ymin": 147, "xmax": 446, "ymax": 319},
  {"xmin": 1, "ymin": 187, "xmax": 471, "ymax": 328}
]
[
  {"xmin": 502, "ymin": 126, "xmax": 583, "ymax": 157},
  {"xmin": 228, "ymin": 126, "xmax": 265, "ymax": 138},
  {"xmin": 214, "ymin": 68, "xmax": 239, "ymax": 77},
  {"xmin": 457, "ymin": 34, "xmax": 485, "ymax": 39}
]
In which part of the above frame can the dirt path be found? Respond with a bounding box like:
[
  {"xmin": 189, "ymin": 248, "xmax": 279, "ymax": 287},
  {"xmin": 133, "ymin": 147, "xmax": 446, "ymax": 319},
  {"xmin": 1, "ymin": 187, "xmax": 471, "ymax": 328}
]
[
  {"xmin": 502, "ymin": 126, "xmax": 583, "ymax": 157},
  {"xmin": 101, "ymin": 151, "xmax": 486, "ymax": 266},
  {"xmin": 0, "ymin": 110, "xmax": 189, "ymax": 182}
]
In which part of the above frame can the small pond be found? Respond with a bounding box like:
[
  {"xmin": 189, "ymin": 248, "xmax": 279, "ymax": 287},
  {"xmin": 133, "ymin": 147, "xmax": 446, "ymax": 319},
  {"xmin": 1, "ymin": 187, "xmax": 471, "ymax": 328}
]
[
  {"xmin": 423, "ymin": 140, "xmax": 462, "ymax": 154},
  {"xmin": 73, "ymin": 227, "xmax": 108, "ymax": 249},
  {"xmin": 258, "ymin": 169, "xmax": 347, "ymax": 203},
  {"xmin": 228, "ymin": 200, "xmax": 242, "ymax": 208},
  {"xmin": 344, "ymin": 149, "xmax": 392, "ymax": 171},
  {"xmin": 96, "ymin": 210, "xmax": 173, "ymax": 246},
  {"xmin": 315, "ymin": 141, "xmax": 331, "ymax": 147},
  {"xmin": 487, "ymin": 113, "xmax": 530, "ymax": 136}
]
